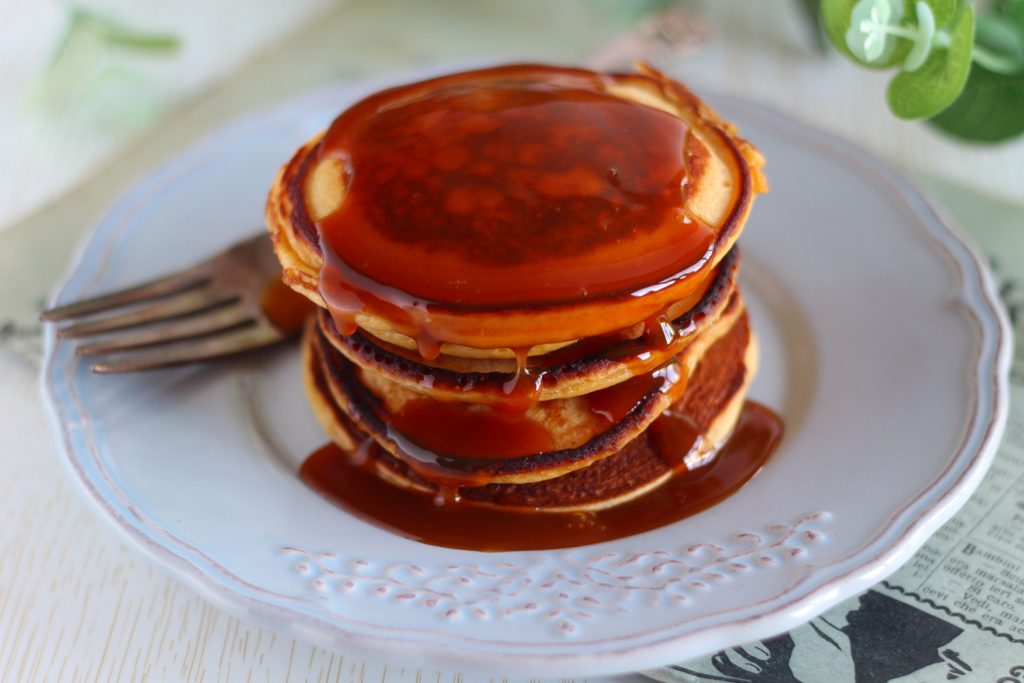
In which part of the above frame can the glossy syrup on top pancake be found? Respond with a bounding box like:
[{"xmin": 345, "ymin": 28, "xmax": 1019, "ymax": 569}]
[{"xmin": 314, "ymin": 64, "xmax": 717, "ymax": 354}]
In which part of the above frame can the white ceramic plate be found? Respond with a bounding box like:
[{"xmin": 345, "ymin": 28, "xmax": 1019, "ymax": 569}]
[{"xmin": 42, "ymin": 67, "xmax": 1010, "ymax": 677}]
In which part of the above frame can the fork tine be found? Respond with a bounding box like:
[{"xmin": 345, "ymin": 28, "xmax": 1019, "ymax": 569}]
[
  {"xmin": 75, "ymin": 304, "xmax": 253, "ymax": 356},
  {"xmin": 90, "ymin": 325, "xmax": 283, "ymax": 373},
  {"xmin": 41, "ymin": 270, "xmax": 209, "ymax": 322},
  {"xmin": 57, "ymin": 287, "xmax": 237, "ymax": 339}
]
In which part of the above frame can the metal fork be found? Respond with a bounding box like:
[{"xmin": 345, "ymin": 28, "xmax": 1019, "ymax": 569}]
[{"xmin": 41, "ymin": 233, "xmax": 305, "ymax": 373}]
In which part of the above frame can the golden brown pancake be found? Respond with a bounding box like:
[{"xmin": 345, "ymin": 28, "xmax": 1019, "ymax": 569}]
[
  {"xmin": 266, "ymin": 64, "xmax": 766, "ymax": 358},
  {"xmin": 316, "ymin": 248, "xmax": 740, "ymax": 403},
  {"xmin": 272, "ymin": 64, "xmax": 771, "ymax": 522},
  {"xmin": 307, "ymin": 295, "xmax": 748, "ymax": 488},
  {"xmin": 302, "ymin": 306, "xmax": 757, "ymax": 511}
]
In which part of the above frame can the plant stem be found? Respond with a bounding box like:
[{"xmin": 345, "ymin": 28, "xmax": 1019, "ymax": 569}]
[
  {"xmin": 972, "ymin": 44, "xmax": 1024, "ymax": 74},
  {"xmin": 882, "ymin": 24, "xmax": 918, "ymax": 41}
]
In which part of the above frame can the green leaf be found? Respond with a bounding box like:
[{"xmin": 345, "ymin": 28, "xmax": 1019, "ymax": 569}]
[
  {"xmin": 101, "ymin": 29, "xmax": 178, "ymax": 52},
  {"xmin": 972, "ymin": 13, "xmax": 1024, "ymax": 74},
  {"xmin": 994, "ymin": 0, "xmax": 1024, "ymax": 25},
  {"xmin": 83, "ymin": 12, "xmax": 179, "ymax": 53},
  {"xmin": 976, "ymin": 13, "xmax": 1024, "ymax": 59},
  {"xmin": 920, "ymin": 0, "xmax": 960, "ymax": 28},
  {"xmin": 929, "ymin": 63, "xmax": 1024, "ymax": 141},
  {"xmin": 886, "ymin": 3, "xmax": 974, "ymax": 118},
  {"xmin": 821, "ymin": 0, "xmax": 911, "ymax": 67}
]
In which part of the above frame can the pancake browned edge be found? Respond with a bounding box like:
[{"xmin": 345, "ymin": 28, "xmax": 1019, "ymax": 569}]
[
  {"xmin": 302, "ymin": 303, "xmax": 757, "ymax": 512},
  {"xmin": 312, "ymin": 291, "xmax": 745, "ymax": 485},
  {"xmin": 317, "ymin": 248, "xmax": 740, "ymax": 404},
  {"xmin": 267, "ymin": 66, "xmax": 767, "ymax": 360}
]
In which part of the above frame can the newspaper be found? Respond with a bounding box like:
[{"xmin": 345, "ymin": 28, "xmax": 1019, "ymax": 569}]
[{"xmin": 649, "ymin": 183, "xmax": 1024, "ymax": 682}]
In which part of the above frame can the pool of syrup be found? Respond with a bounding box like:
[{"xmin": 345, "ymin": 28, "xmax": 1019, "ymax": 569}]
[{"xmin": 300, "ymin": 402, "xmax": 783, "ymax": 552}]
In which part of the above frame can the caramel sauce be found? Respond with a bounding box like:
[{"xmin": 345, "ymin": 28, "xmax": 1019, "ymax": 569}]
[
  {"xmin": 648, "ymin": 408, "xmax": 704, "ymax": 467},
  {"xmin": 322, "ymin": 252, "xmax": 736, "ymax": 412},
  {"xmin": 368, "ymin": 356, "xmax": 685, "ymax": 481},
  {"xmin": 380, "ymin": 427, "xmax": 515, "ymax": 488},
  {"xmin": 496, "ymin": 347, "xmax": 544, "ymax": 417},
  {"xmin": 299, "ymin": 402, "xmax": 783, "ymax": 552},
  {"xmin": 293, "ymin": 66, "xmax": 771, "ymax": 553},
  {"xmin": 313, "ymin": 64, "xmax": 718, "ymax": 350},
  {"xmin": 584, "ymin": 363, "xmax": 676, "ymax": 425},
  {"xmin": 386, "ymin": 398, "xmax": 554, "ymax": 460},
  {"xmin": 260, "ymin": 278, "xmax": 317, "ymax": 334},
  {"xmin": 643, "ymin": 314, "xmax": 677, "ymax": 350}
]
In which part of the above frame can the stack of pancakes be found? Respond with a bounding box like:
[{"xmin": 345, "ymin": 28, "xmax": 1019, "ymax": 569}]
[{"xmin": 266, "ymin": 64, "xmax": 767, "ymax": 513}]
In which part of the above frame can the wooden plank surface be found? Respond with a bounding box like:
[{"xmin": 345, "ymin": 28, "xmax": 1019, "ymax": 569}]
[{"xmin": 2, "ymin": 1, "xmax": 1022, "ymax": 681}]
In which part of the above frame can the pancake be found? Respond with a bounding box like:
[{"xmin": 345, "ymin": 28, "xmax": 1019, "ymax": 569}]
[
  {"xmin": 272, "ymin": 63, "xmax": 776, "ymax": 532},
  {"xmin": 317, "ymin": 248, "xmax": 739, "ymax": 403},
  {"xmin": 266, "ymin": 63, "xmax": 766, "ymax": 358},
  {"xmin": 302, "ymin": 305, "xmax": 757, "ymax": 511},
  {"xmin": 308, "ymin": 295, "xmax": 748, "ymax": 488}
]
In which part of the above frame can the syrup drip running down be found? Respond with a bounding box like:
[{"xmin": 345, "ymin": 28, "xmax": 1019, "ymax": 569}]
[
  {"xmin": 585, "ymin": 363, "xmax": 678, "ymax": 425},
  {"xmin": 496, "ymin": 347, "xmax": 544, "ymax": 417},
  {"xmin": 328, "ymin": 273, "xmax": 726, "ymax": 417},
  {"xmin": 300, "ymin": 402, "xmax": 784, "ymax": 551},
  {"xmin": 643, "ymin": 315, "xmax": 677, "ymax": 350},
  {"xmin": 260, "ymin": 278, "xmax": 317, "ymax": 335}
]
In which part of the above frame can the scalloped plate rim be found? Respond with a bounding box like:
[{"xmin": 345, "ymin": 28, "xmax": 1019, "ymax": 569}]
[{"xmin": 39, "ymin": 65, "xmax": 1011, "ymax": 676}]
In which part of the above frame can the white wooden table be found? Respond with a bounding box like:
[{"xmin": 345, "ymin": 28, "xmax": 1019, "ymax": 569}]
[{"xmin": 1, "ymin": 1, "xmax": 1021, "ymax": 680}]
